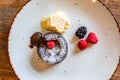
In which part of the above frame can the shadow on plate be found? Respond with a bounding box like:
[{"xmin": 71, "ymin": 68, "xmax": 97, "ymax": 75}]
[
  {"xmin": 30, "ymin": 47, "xmax": 54, "ymax": 72},
  {"xmin": 70, "ymin": 35, "xmax": 82, "ymax": 54}
]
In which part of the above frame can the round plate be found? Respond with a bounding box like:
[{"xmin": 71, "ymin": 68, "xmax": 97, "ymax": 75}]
[{"xmin": 8, "ymin": 0, "xmax": 120, "ymax": 80}]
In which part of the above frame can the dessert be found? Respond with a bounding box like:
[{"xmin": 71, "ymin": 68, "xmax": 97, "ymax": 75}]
[
  {"xmin": 41, "ymin": 11, "xmax": 70, "ymax": 34},
  {"xmin": 75, "ymin": 26, "xmax": 87, "ymax": 39},
  {"xmin": 30, "ymin": 32, "xmax": 68, "ymax": 64}
]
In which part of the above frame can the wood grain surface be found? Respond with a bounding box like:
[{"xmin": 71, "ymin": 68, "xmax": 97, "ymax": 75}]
[{"xmin": 0, "ymin": 0, "xmax": 120, "ymax": 80}]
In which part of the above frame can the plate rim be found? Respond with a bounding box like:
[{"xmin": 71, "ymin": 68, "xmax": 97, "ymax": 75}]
[{"xmin": 7, "ymin": 0, "xmax": 120, "ymax": 80}]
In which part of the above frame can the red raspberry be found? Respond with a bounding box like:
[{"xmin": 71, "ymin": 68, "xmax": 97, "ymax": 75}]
[
  {"xmin": 78, "ymin": 40, "xmax": 88, "ymax": 50},
  {"xmin": 86, "ymin": 32, "xmax": 98, "ymax": 44},
  {"xmin": 47, "ymin": 41, "xmax": 55, "ymax": 49}
]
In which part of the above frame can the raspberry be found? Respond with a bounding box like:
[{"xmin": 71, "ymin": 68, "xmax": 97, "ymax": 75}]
[
  {"xmin": 75, "ymin": 26, "xmax": 87, "ymax": 39},
  {"xmin": 78, "ymin": 40, "xmax": 88, "ymax": 50},
  {"xmin": 86, "ymin": 32, "xmax": 98, "ymax": 44},
  {"xmin": 47, "ymin": 40, "xmax": 55, "ymax": 49}
]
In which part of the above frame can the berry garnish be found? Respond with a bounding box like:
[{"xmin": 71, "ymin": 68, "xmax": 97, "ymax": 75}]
[
  {"xmin": 47, "ymin": 40, "xmax": 56, "ymax": 49},
  {"xmin": 78, "ymin": 40, "xmax": 88, "ymax": 50},
  {"xmin": 75, "ymin": 26, "xmax": 87, "ymax": 39},
  {"xmin": 86, "ymin": 32, "xmax": 98, "ymax": 44}
]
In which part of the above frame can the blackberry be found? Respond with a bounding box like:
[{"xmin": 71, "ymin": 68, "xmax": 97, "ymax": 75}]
[{"xmin": 75, "ymin": 26, "xmax": 87, "ymax": 39}]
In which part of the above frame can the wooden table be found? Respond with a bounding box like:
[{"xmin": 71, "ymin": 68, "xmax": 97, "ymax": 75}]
[{"xmin": 0, "ymin": 0, "xmax": 120, "ymax": 80}]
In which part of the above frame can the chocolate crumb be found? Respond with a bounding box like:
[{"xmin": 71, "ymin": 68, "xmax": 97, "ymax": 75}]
[
  {"xmin": 75, "ymin": 3, "xmax": 77, "ymax": 5},
  {"xmin": 105, "ymin": 33, "xmax": 108, "ymax": 35},
  {"xmin": 38, "ymin": 58, "xmax": 39, "ymax": 61},
  {"xmin": 105, "ymin": 56, "xmax": 107, "ymax": 58},
  {"xmin": 64, "ymin": 70, "xmax": 67, "ymax": 73},
  {"xmin": 37, "ymin": 3, "xmax": 39, "ymax": 5}
]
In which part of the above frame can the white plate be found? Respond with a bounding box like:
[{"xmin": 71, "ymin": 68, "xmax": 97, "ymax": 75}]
[{"xmin": 8, "ymin": 0, "xmax": 120, "ymax": 80}]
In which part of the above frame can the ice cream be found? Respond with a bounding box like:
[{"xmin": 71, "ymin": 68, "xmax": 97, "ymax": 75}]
[{"xmin": 41, "ymin": 11, "xmax": 70, "ymax": 34}]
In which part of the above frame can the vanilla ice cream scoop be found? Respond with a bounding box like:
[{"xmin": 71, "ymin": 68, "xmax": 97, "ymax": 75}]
[{"xmin": 41, "ymin": 11, "xmax": 70, "ymax": 34}]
